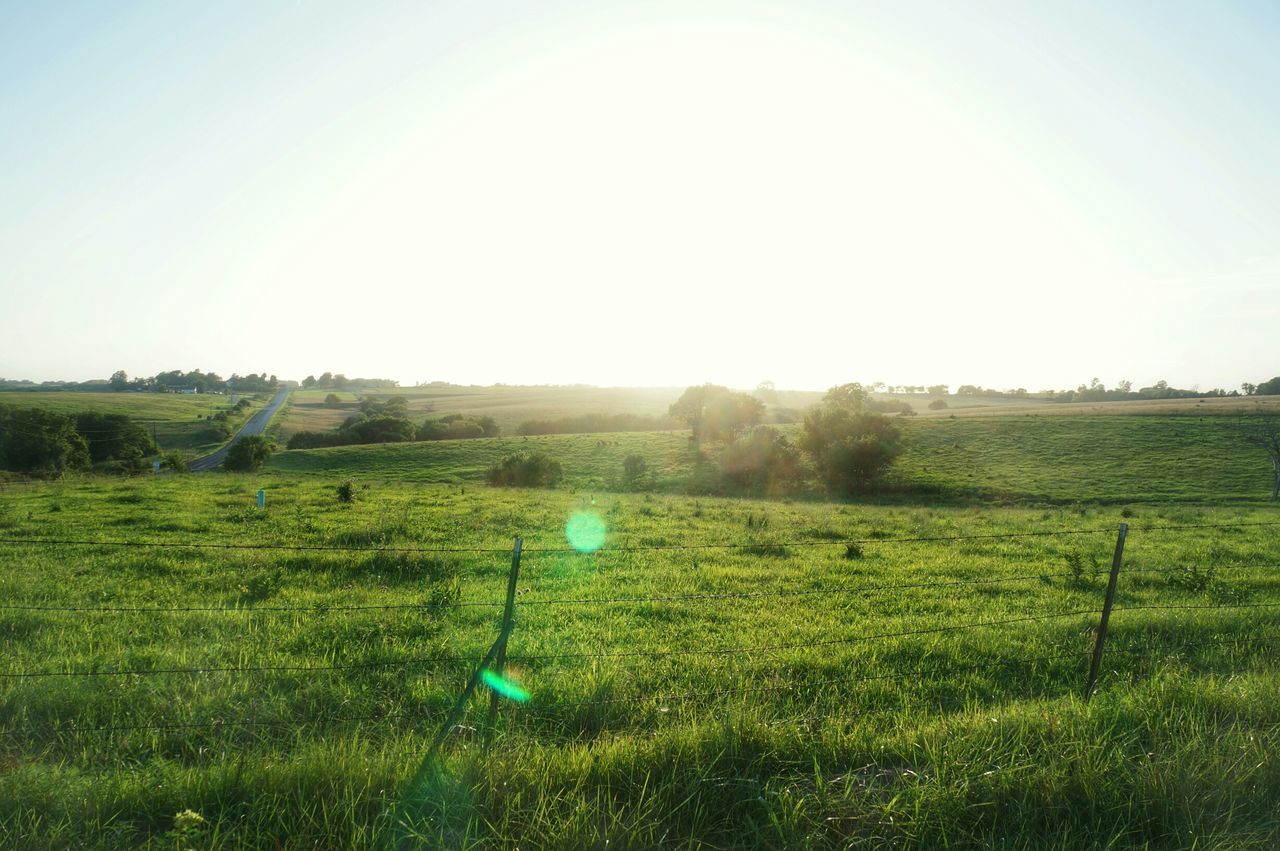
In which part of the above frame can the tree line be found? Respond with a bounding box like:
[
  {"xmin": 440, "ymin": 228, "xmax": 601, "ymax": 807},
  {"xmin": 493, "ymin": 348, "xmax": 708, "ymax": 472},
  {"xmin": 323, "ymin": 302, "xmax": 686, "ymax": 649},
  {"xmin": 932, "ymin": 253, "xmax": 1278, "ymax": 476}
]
[{"xmin": 0, "ymin": 406, "xmax": 159, "ymax": 476}]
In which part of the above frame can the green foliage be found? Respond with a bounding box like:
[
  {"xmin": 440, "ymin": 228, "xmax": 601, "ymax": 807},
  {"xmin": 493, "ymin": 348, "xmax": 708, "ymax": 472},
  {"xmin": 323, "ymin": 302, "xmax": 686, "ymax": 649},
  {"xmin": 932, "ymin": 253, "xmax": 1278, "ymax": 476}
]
[
  {"xmin": 669, "ymin": 384, "xmax": 763, "ymax": 444},
  {"xmin": 162, "ymin": 451, "xmax": 189, "ymax": 472},
  {"xmin": 799, "ymin": 385, "xmax": 903, "ymax": 495},
  {"xmin": 74, "ymin": 412, "xmax": 157, "ymax": 464},
  {"xmin": 928, "ymin": 398, "xmax": 949, "ymax": 410},
  {"xmin": 621, "ymin": 454, "xmax": 650, "ymax": 490},
  {"xmin": 0, "ymin": 405, "xmax": 90, "ymax": 475},
  {"xmin": 222, "ymin": 435, "xmax": 274, "ymax": 471},
  {"xmin": 718, "ymin": 426, "xmax": 803, "ymax": 495},
  {"xmin": 485, "ymin": 452, "xmax": 563, "ymax": 487},
  {"xmin": 336, "ymin": 481, "xmax": 357, "ymax": 503}
]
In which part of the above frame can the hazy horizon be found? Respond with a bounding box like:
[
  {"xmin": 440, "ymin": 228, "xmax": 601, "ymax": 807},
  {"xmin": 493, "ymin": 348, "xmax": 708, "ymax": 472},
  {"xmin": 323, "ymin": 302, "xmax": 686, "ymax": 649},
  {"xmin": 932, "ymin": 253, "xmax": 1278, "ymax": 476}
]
[{"xmin": 3, "ymin": 1, "xmax": 1277, "ymax": 391}]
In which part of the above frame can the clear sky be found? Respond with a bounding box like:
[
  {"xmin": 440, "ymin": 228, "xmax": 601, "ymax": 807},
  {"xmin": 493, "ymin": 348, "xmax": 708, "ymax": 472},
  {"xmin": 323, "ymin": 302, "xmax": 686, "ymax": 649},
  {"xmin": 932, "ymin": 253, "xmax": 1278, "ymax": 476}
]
[{"xmin": 2, "ymin": 0, "xmax": 1277, "ymax": 391}]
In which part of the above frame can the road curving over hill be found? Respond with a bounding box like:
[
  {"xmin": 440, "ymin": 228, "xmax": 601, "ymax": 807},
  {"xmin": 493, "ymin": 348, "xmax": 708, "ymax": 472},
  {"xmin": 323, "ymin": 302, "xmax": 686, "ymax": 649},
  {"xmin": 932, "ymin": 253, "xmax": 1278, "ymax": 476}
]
[{"xmin": 190, "ymin": 385, "xmax": 292, "ymax": 472}]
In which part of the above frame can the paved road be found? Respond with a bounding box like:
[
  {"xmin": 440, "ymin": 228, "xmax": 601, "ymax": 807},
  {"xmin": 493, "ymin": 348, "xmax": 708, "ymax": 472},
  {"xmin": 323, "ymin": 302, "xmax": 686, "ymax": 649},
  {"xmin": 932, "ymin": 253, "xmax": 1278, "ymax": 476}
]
[{"xmin": 190, "ymin": 386, "xmax": 293, "ymax": 472}]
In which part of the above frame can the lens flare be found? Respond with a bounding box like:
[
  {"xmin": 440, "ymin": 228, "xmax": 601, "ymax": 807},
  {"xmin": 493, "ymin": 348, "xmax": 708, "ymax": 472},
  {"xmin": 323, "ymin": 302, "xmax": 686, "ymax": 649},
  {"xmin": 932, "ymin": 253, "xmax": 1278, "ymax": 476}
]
[
  {"xmin": 481, "ymin": 669, "xmax": 530, "ymax": 702},
  {"xmin": 565, "ymin": 511, "xmax": 607, "ymax": 553}
]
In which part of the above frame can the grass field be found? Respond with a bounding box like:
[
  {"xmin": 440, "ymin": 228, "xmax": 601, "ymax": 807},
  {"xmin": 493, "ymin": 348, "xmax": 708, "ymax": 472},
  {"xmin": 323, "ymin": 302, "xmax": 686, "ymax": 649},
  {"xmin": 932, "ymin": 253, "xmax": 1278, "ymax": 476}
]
[
  {"xmin": 279, "ymin": 386, "xmax": 691, "ymax": 440},
  {"xmin": 0, "ymin": 391, "xmax": 270, "ymax": 456},
  {"xmin": 266, "ymin": 414, "xmax": 1279, "ymax": 504},
  {"xmin": 0, "ymin": 474, "xmax": 1277, "ymax": 847}
]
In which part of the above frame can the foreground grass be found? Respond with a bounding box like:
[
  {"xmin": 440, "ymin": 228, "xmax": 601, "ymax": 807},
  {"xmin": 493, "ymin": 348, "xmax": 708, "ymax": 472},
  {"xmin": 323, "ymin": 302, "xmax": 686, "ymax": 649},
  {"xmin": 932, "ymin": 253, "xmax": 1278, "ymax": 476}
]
[
  {"xmin": 267, "ymin": 413, "xmax": 1279, "ymax": 504},
  {"xmin": 1, "ymin": 474, "xmax": 1277, "ymax": 847}
]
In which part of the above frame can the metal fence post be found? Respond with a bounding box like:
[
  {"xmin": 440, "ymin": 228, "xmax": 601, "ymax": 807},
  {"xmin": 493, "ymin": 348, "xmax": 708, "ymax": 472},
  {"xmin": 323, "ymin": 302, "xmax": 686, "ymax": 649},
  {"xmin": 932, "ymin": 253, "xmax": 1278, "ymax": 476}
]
[
  {"xmin": 487, "ymin": 537, "xmax": 523, "ymax": 736},
  {"xmin": 1084, "ymin": 522, "xmax": 1128, "ymax": 701}
]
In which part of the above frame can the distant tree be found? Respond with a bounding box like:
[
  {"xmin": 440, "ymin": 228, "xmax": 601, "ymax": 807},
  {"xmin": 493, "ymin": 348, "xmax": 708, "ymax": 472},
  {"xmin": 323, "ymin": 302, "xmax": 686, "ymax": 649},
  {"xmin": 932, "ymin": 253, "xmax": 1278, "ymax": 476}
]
[
  {"xmin": 222, "ymin": 435, "xmax": 274, "ymax": 472},
  {"xmin": 926, "ymin": 384, "xmax": 949, "ymax": 396},
  {"xmin": 1240, "ymin": 406, "xmax": 1280, "ymax": 501},
  {"xmin": 798, "ymin": 384, "xmax": 903, "ymax": 495},
  {"xmin": 1257, "ymin": 377, "xmax": 1280, "ymax": 396},
  {"xmin": 1242, "ymin": 382, "xmax": 1258, "ymax": 396},
  {"xmin": 956, "ymin": 385, "xmax": 982, "ymax": 396},
  {"xmin": 324, "ymin": 393, "xmax": 342, "ymax": 408},
  {"xmin": 670, "ymin": 384, "xmax": 762, "ymax": 444},
  {"xmin": 302, "ymin": 375, "xmax": 317, "ymax": 388},
  {"xmin": 754, "ymin": 380, "xmax": 779, "ymax": 403},
  {"xmin": 928, "ymin": 398, "xmax": 948, "ymax": 410},
  {"xmin": 109, "ymin": 370, "xmax": 129, "ymax": 391}
]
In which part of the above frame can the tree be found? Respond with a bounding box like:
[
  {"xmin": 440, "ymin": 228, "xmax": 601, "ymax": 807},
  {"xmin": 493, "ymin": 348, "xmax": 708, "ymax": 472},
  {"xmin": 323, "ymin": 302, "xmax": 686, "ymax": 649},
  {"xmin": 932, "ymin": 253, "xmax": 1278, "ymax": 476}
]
[
  {"xmin": 222, "ymin": 435, "xmax": 274, "ymax": 472},
  {"xmin": 75, "ymin": 412, "xmax": 156, "ymax": 464},
  {"xmin": 719, "ymin": 426, "xmax": 802, "ymax": 495},
  {"xmin": 670, "ymin": 384, "xmax": 762, "ymax": 444},
  {"xmin": 798, "ymin": 384, "xmax": 903, "ymax": 495},
  {"xmin": 109, "ymin": 370, "xmax": 129, "ymax": 391},
  {"xmin": 1240, "ymin": 406, "xmax": 1280, "ymax": 501},
  {"xmin": 0, "ymin": 406, "xmax": 90, "ymax": 475},
  {"xmin": 1242, "ymin": 382, "xmax": 1258, "ymax": 396},
  {"xmin": 926, "ymin": 384, "xmax": 949, "ymax": 396},
  {"xmin": 1256, "ymin": 376, "xmax": 1280, "ymax": 396}
]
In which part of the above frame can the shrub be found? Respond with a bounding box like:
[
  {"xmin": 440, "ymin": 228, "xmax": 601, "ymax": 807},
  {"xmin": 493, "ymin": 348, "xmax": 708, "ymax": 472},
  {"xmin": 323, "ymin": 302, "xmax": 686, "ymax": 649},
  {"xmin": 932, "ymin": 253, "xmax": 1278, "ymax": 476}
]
[
  {"xmin": 163, "ymin": 451, "xmax": 189, "ymax": 472},
  {"xmin": 336, "ymin": 481, "xmax": 357, "ymax": 503},
  {"xmin": 719, "ymin": 427, "xmax": 803, "ymax": 495},
  {"xmin": 799, "ymin": 386, "xmax": 903, "ymax": 495},
  {"xmin": 222, "ymin": 435, "xmax": 274, "ymax": 472},
  {"xmin": 486, "ymin": 453, "xmax": 563, "ymax": 488},
  {"xmin": 928, "ymin": 398, "xmax": 948, "ymax": 410},
  {"xmin": 324, "ymin": 393, "xmax": 343, "ymax": 408},
  {"xmin": 622, "ymin": 454, "xmax": 650, "ymax": 490}
]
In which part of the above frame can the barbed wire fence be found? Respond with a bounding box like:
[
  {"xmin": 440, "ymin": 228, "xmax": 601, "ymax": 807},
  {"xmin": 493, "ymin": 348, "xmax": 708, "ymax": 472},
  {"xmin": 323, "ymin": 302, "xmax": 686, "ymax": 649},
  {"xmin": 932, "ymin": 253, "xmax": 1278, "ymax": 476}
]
[{"xmin": 0, "ymin": 521, "xmax": 1277, "ymax": 772}]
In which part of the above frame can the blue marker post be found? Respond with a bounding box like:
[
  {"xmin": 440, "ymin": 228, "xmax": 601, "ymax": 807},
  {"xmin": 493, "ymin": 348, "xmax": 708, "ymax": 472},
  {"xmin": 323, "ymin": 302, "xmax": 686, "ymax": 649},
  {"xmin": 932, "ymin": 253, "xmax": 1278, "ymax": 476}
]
[{"xmin": 257, "ymin": 489, "xmax": 265, "ymax": 509}]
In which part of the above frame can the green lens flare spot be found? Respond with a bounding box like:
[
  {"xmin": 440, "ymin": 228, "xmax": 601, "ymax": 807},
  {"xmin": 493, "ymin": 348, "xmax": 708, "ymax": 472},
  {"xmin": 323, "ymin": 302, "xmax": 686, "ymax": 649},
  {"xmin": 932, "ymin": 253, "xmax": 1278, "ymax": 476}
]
[
  {"xmin": 565, "ymin": 512, "xmax": 607, "ymax": 553},
  {"xmin": 481, "ymin": 669, "xmax": 530, "ymax": 703}
]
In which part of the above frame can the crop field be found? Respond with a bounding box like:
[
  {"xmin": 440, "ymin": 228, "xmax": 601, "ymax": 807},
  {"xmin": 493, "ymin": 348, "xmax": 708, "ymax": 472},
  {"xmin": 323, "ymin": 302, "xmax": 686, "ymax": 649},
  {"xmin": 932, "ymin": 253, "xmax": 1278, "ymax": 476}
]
[
  {"xmin": 267, "ymin": 414, "xmax": 1279, "ymax": 505},
  {"xmin": 1, "ymin": 471, "xmax": 1278, "ymax": 848},
  {"xmin": 279, "ymin": 386, "xmax": 692, "ymax": 439},
  {"xmin": 0, "ymin": 391, "xmax": 269, "ymax": 455}
]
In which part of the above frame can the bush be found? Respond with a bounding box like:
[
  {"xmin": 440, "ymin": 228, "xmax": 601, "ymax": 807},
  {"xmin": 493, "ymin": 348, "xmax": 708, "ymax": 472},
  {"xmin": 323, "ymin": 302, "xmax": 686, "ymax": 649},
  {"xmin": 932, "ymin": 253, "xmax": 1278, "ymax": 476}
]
[
  {"xmin": 799, "ymin": 384, "xmax": 903, "ymax": 495},
  {"xmin": 621, "ymin": 454, "xmax": 650, "ymax": 490},
  {"xmin": 287, "ymin": 431, "xmax": 341, "ymax": 450},
  {"xmin": 336, "ymin": 481, "xmax": 357, "ymax": 503},
  {"xmin": 0, "ymin": 405, "xmax": 89, "ymax": 475},
  {"xmin": 222, "ymin": 435, "xmax": 274, "ymax": 472},
  {"xmin": 163, "ymin": 451, "xmax": 189, "ymax": 472},
  {"xmin": 324, "ymin": 393, "xmax": 343, "ymax": 408},
  {"xmin": 486, "ymin": 453, "xmax": 563, "ymax": 488},
  {"xmin": 928, "ymin": 398, "xmax": 948, "ymax": 410},
  {"xmin": 719, "ymin": 427, "xmax": 803, "ymax": 495}
]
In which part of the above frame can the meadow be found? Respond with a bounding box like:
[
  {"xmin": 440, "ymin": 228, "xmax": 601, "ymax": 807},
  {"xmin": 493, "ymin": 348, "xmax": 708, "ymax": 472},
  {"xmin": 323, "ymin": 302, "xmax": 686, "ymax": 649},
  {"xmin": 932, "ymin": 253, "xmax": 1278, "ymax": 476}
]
[
  {"xmin": 267, "ymin": 414, "xmax": 1279, "ymax": 505},
  {"xmin": 1, "ymin": 467, "xmax": 1278, "ymax": 848}
]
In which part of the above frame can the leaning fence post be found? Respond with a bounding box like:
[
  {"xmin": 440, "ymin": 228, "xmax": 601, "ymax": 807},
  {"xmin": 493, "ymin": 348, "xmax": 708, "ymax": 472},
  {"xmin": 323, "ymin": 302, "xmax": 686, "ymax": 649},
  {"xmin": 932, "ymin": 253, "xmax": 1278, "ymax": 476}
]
[
  {"xmin": 486, "ymin": 537, "xmax": 523, "ymax": 737},
  {"xmin": 1084, "ymin": 522, "xmax": 1128, "ymax": 701}
]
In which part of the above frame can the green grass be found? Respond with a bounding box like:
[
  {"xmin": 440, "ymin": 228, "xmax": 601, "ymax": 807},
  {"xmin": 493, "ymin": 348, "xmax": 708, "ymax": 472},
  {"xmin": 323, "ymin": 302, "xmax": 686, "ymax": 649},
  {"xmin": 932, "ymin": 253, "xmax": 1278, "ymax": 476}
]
[
  {"xmin": 266, "ymin": 414, "xmax": 1279, "ymax": 505},
  {"xmin": 1, "ymin": 473, "xmax": 1277, "ymax": 847},
  {"xmin": 0, "ymin": 390, "xmax": 269, "ymax": 456}
]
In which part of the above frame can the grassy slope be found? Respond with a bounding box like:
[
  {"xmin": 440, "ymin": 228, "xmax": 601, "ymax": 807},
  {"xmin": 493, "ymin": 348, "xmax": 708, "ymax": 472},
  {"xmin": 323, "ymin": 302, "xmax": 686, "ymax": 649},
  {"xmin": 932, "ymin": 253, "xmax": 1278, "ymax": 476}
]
[
  {"xmin": 0, "ymin": 475, "xmax": 1277, "ymax": 847},
  {"xmin": 0, "ymin": 391, "xmax": 269, "ymax": 455},
  {"xmin": 267, "ymin": 414, "xmax": 1278, "ymax": 504}
]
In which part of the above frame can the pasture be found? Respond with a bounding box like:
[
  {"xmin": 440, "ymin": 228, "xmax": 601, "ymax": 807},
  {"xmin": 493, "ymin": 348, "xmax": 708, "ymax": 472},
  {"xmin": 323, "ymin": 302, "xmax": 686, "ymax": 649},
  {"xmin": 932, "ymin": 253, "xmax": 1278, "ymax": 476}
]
[
  {"xmin": 1, "ymin": 471, "xmax": 1278, "ymax": 847},
  {"xmin": 267, "ymin": 414, "xmax": 1279, "ymax": 504}
]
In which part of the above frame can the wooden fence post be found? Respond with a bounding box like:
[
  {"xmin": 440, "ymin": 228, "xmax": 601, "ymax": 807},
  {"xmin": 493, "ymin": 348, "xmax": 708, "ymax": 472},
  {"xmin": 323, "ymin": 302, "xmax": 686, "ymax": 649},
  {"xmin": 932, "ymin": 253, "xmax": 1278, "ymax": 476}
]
[
  {"xmin": 486, "ymin": 537, "xmax": 522, "ymax": 737},
  {"xmin": 1084, "ymin": 522, "xmax": 1128, "ymax": 701}
]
